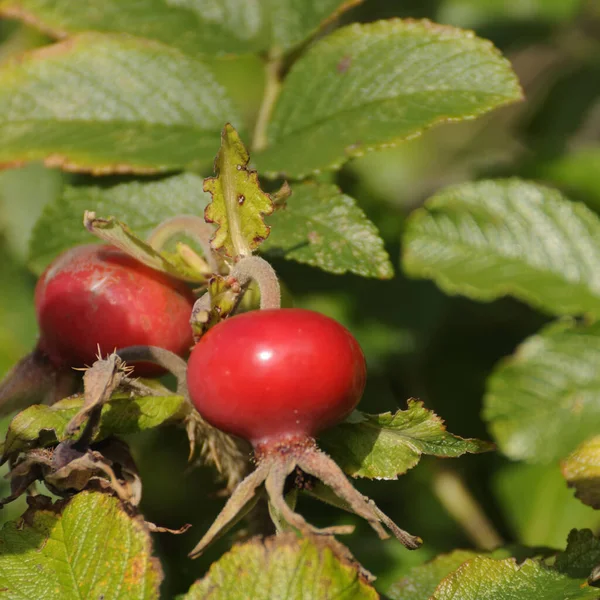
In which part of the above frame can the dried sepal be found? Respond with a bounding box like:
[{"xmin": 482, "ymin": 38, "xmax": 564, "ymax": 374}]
[
  {"xmin": 190, "ymin": 276, "xmax": 242, "ymax": 340},
  {"xmin": 66, "ymin": 350, "xmax": 133, "ymax": 437},
  {"xmin": 188, "ymin": 437, "xmax": 421, "ymax": 558},
  {"xmin": 189, "ymin": 460, "xmax": 271, "ymax": 558}
]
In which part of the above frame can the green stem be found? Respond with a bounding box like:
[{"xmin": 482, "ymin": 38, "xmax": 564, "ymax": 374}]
[
  {"xmin": 230, "ymin": 256, "xmax": 281, "ymax": 310},
  {"xmin": 147, "ymin": 215, "xmax": 218, "ymax": 272},
  {"xmin": 116, "ymin": 346, "xmax": 188, "ymax": 398},
  {"xmin": 252, "ymin": 53, "xmax": 283, "ymax": 153},
  {"xmin": 432, "ymin": 468, "xmax": 503, "ymax": 550}
]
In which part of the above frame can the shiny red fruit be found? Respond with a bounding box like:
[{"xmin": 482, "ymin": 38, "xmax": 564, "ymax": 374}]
[
  {"xmin": 35, "ymin": 244, "xmax": 195, "ymax": 376},
  {"xmin": 187, "ymin": 308, "xmax": 366, "ymax": 446}
]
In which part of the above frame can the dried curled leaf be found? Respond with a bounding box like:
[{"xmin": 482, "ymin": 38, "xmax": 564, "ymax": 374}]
[
  {"xmin": 1, "ymin": 438, "xmax": 141, "ymax": 507},
  {"xmin": 84, "ymin": 211, "xmax": 206, "ymax": 282},
  {"xmin": 66, "ymin": 351, "xmax": 132, "ymax": 436}
]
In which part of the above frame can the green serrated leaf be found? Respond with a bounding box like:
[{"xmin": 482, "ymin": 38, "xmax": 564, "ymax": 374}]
[
  {"xmin": 0, "ymin": 491, "xmax": 162, "ymax": 599},
  {"xmin": 388, "ymin": 550, "xmax": 483, "ymax": 600},
  {"xmin": 83, "ymin": 212, "xmax": 204, "ymax": 282},
  {"xmin": 562, "ymin": 436, "xmax": 600, "ymax": 510},
  {"xmin": 183, "ymin": 533, "xmax": 378, "ymax": 600},
  {"xmin": 256, "ymin": 19, "xmax": 522, "ymax": 178},
  {"xmin": 204, "ymin": 124, "xmax": 273, "ymax": 258},
  {"xmin": 388, "ymin": 543, "xmax": 584, "ymax": 600},
  {"xmin": 404, "ymin": 179, "xmax": 600, "ymax": 315},
  {"xmin": 0, "ymin": 33, "xmax": 241, "ymax": 173},
  {"xmin": 262, "ymin": 182, "xmax": 393, "ymax": 279},
  {"xmin": 388, "ymin": 544, "xmax": 569, "ymax": 600},
  {"xmin": 555, "ymin": 529, "xmax": 600, "ymax": 579},
  {"xmin": 28, "ymin": 172, "xmax": 210, "ymax": 274},
  {"xmin": 2, "ymin": 392, "xmax": 185, "ymax": 458},
  {"xmin": 483, "ymin": 320, "xmax": 600, "ymax": 464},
  {"xmin": 319, "ymin": 400, "xmax": 492, "ymax": 479},
  {"xmin": 430, "ymin": 556, "xmax": 599, "ymax": 600},
  {"xmin": 403, "ymin": 179, "xmax": 600, "ymax": 317},
  {"xmin": 0, "ymin": 0, "xmax": 361, "ymax": 55}
]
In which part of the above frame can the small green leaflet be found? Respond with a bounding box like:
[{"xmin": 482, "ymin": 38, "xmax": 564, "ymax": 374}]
[
  {"xmin": 0, "ymin": 491, "xmax": 162, "ymax": 599},
  {"xmin": 484, "ymin": 319, "xmax": 600, "ymax": 464},
  {"xmin": 2, "ymin": 392, "xmax": 186, "ymax": 459},
  {"xmin": 263, "ymin": 182, "xmax": 394, "ymax": 279},
  {"xmin": 319, "ymin": 400, "xmax": 492, "ymax": 479},
  {"xmin": 562, "ymin": 436, "xmax": 600, "ymax": 510},
  {"xmin": 204, "ymin": 124, "xmax": 274, "ymax": 259},
  {"xmin": 183, "ymin": 533, "xmax": 377, "ymax": 599},
  {"xmin": 403, "ymin": 179, "xmax": 600, "ymax": 317}
]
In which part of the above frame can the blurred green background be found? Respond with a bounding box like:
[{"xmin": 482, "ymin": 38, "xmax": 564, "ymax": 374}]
[{"xmin": 1, "ymin": 0, "xmax": 599, "ymax": 597}]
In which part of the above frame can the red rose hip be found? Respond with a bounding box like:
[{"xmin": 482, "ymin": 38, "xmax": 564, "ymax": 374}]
[
  {"xmin": 186, "ymin": 308, "xmax": 366, "ymax": 447},
  {"xmin": 187, "ymin": 308, "xmax": 421, "ymax": 559},
  {"xmin": 35, "ymin": 244, "xmax": 195, "ymax": 376}
]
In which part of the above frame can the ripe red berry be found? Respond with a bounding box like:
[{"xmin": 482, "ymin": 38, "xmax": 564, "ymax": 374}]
[
  {"xmin": 35, "ymin": 244, "xmax": 195, "ymax": 376},
  {"xmin": 186, "ymin": 308, "xmax": 366, "ymax": 447}
]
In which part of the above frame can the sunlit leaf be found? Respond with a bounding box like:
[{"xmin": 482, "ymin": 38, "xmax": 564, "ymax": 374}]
[
  {"xmin": 484, "ymin": 320, "xmax": 600, "ymax": 464},
  {"xmin": 256, "ymin": 20, "xmax": 521, "ymax": 178},
  {"xmin": 391, "ymin": 529, "xmax": 600, "ymax": 600},
  {"xmin": 2, "ymin": 392, "xmax": 185, "ymax": 458},
  {"xmin": 263, "ymin": 182, "xmax": 393, "ymax": 279},
  {"xmin": 429, "ymin": 556, "xmax": 599, "ymax": 600},
  {"xmin": 404, "ymin": 179, "xmax": 600, "ymax": 317},
  {"xmin": 320, "ymin": 400, "xmax": 492, "ymax": 479},
  {"xmin": 204, "ymin": 124, "xmax": 273, "ymax": 259},
  {"xmin": 0, "ymin": 34, "xmax": 241, "ymax": 173},
  {"xmin": 0, "ymin": 0, "xmax": 361, "ymax": 55},
  {"xmin": 183, "ymin": 533, "xmax": 377, "ymax": 599},
  {"xmin": 562, "ymin": 436, "xmax": 600, "ymax": 510},
  {"xmin": 0, "ymin": 491, "xmax": 162, "ymax": 599}
]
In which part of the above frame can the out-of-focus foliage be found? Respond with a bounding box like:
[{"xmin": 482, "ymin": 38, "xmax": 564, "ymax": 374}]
[{"xmin": 0, "ymin": 0, "xmax": 599, "ymax": 597}]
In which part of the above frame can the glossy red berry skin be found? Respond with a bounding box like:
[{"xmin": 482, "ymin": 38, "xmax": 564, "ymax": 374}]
[
  {"xmin": 35, "ymin": 244, "xmax": 195, "ymax": 376},
  {"xmin": 187, "ymin": 308, "xmax": 366, "ymax": 447}
]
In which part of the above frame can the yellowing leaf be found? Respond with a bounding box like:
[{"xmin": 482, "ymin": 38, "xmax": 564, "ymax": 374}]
[
  {"xmin": 184, "ymin": 533, "xmax": 377, "ymax": 599},
  {"xmin": 0, "ymin": 492, "xmax": 162, "ymax": 599},
  {"xmin": 563, "ymin": 436, "xmax": 600, "ymax": 509},
  {"xmin": 204, "ymin": 124, "xmax": 274, "ymax": 259},
  {"xmin": 84, "ymin": 212, "xmax": 205, "ymax": 282}
]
